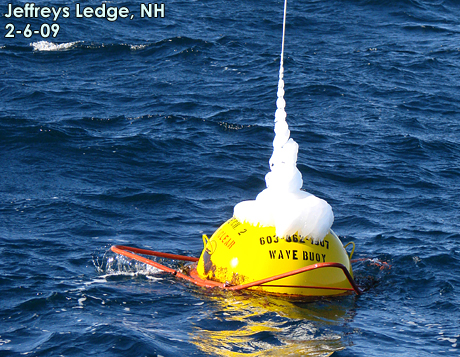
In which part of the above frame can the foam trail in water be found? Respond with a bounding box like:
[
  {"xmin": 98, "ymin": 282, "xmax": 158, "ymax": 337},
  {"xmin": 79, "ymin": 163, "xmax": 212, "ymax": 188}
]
[{"xmin": 233, "ymin": 0, "xmax": 333, "ymax": 242}]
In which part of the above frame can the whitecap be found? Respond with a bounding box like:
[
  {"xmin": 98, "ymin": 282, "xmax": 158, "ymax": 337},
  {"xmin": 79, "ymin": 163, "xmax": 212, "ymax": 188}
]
[
  {"xmin": 130, "ymin": 44, "xmax": 148, "ymax": 50},
  {"xmin": 30, "ymin": 41, "xmax": 79, "ymax": 52}
]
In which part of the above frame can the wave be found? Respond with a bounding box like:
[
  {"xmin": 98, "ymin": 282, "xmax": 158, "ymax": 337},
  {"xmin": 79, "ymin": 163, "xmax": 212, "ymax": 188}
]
[{"xmin": 25, "ymin": 36, "xmax": 214, "ymax": 57}]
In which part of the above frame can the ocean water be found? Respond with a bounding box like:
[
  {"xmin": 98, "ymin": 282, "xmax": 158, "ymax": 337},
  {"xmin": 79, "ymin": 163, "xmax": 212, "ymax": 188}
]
[{"xmin": 1, "ymin": 0, "xmax": 459, "ymax": 356}]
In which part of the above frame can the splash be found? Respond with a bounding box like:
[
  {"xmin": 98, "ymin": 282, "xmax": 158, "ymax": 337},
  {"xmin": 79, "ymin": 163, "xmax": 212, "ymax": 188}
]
[
  {"xmin": 93, "ymin": 248, "xmax": 163, "ymax": 277},
  {"xmin": 233, "ymin": 0, "xmax": 333, "ymax": 242}
]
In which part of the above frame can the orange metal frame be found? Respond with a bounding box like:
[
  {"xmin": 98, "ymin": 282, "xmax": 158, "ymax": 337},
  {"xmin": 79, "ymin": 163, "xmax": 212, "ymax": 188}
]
[{"xmin": 110, "ymin": 245, "xmax": 362, "ymax": 295}]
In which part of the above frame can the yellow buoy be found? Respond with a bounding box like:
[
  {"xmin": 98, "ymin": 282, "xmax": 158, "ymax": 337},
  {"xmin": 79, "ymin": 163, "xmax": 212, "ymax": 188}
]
[{"xmin": 197, "ymin": 217, "xmax": 355, "ymax": 297}]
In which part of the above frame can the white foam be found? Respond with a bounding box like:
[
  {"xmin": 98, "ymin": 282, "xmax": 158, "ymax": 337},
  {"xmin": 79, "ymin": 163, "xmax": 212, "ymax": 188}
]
[
  {"xmin": 31, "ymin": 41, "xmax": 79, "ymax": 52},
  {"xmin": 130, "ymin": 44, "xmax": 148, "ymax": 51},
  {"xmin": 233, "ymin": 66, "xmax": 334, "ymax": 242}
]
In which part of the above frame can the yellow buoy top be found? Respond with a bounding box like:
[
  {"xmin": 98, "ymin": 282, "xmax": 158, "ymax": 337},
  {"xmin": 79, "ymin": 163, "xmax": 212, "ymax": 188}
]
[{"xmin": 197, "ymin": 217, "xmax": 354, "ymax": 297}]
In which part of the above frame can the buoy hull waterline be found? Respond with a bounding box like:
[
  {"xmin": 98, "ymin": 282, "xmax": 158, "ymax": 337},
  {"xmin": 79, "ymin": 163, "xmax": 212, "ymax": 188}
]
[{"xmin": 197, "ymin": 218, "xmax": 354, "ymax": 297}]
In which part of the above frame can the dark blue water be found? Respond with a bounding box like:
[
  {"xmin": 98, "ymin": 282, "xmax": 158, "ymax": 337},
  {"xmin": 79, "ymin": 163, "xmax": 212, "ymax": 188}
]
[{"xmin": 1, "ymin": 0, "xmax": 459, "ymax": 355}]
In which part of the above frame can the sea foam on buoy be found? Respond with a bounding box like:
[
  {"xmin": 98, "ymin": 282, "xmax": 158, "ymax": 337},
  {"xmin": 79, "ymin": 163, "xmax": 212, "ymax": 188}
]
[{"xmin": 233, "ymin": 67, "xmax": 333, "ymax": 243}]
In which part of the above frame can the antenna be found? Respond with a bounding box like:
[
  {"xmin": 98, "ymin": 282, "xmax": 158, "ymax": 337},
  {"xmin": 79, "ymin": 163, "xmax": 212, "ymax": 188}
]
[{"xmin": 280, "ymin": 0, "xmax": 288, "ymax": 68}]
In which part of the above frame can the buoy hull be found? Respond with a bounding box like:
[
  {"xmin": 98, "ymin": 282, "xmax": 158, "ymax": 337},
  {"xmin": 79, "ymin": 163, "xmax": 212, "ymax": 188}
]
[{"xmin": 197, "ymin": 218, "xmax": 354, "ymax": 297}]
